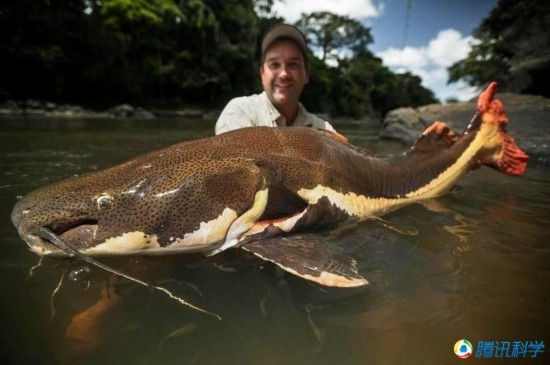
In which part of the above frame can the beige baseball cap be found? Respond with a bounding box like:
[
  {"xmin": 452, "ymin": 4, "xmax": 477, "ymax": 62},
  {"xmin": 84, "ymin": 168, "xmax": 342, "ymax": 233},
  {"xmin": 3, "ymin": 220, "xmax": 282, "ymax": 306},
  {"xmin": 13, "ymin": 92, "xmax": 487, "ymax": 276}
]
[{"xmin": 261, "ymin": 24, "xmax": 308, "ymax": 60}]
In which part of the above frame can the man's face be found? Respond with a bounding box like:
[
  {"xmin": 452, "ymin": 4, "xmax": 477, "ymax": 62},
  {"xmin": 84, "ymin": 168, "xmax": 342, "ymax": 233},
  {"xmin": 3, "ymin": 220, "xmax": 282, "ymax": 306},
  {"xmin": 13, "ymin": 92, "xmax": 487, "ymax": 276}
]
[{"xmin": 260, "ymin": 39, "xmax": 309, "ymax": 110}]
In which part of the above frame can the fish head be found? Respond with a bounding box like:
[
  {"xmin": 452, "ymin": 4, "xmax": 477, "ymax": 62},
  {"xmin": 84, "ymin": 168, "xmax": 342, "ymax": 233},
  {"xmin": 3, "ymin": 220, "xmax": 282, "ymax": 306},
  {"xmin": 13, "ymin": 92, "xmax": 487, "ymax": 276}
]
[
  {"xmin": 11, "ymin": 152, "xmax": 273, "ymax": 258},
  {"xmin": 12, "ymin": 170, "xmax": 165, "ymax": 256}
]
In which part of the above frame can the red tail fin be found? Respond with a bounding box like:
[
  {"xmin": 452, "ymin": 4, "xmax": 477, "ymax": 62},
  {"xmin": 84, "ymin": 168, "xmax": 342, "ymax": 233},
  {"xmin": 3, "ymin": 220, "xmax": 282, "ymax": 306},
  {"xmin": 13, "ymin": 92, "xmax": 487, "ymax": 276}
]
[
  {"xmin": 491, "ymin": 132, "xmax": 529, "ymax": 175},
  {"xmin": 476, "ymin": 82, "xmax": 528, "ymax": 176}
]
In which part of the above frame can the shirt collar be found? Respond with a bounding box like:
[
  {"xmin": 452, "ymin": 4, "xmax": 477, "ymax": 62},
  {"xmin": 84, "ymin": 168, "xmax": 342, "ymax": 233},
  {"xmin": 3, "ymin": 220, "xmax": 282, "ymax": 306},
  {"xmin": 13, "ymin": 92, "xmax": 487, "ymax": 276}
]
[{"xmin": 260, "ymin": 91, "xmax": 306, "ymax": 127}]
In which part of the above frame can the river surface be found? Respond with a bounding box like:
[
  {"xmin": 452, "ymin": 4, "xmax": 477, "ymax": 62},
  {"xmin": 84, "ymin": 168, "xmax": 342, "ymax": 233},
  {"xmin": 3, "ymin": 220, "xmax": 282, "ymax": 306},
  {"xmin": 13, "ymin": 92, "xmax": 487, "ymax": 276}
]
[{"xmin": 1, "ymin": 117, "xmax": 549, "ymax": 365}]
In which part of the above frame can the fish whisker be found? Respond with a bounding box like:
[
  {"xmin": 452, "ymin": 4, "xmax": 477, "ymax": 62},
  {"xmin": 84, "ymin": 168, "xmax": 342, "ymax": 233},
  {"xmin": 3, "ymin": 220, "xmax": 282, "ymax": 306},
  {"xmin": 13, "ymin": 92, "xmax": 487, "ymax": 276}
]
[{"xmin": 33, "ymin": 227, "xmax": 222, "ymax": 320}]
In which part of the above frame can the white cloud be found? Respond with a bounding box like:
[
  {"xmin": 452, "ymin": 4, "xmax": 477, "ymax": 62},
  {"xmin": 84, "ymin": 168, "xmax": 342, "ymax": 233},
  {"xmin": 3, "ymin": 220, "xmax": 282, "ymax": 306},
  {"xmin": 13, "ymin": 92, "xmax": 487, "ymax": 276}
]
[
  {"xmin": 376, "ymin": 46, "xmax": 428, "ymax": 71},
  {"xmin": 271, "ymin": 0, "xmax": 382, "ymax": 23},
  {"xmin": 376, "ymin": 29, "xmax": 480, "ymax": 101},
  {"xmin": 427, "ymin": 29, "xmax": 479, "ymax": 67}
]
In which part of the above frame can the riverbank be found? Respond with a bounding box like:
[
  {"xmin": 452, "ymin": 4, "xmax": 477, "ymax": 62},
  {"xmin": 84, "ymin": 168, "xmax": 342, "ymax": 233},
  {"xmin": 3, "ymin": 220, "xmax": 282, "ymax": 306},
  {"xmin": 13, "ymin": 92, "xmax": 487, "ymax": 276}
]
[
  {"xmin": 0, "ymin": 100, "xmax": 217, "ymax": 120},
  {"xmin": 0, "ymin": 98, "xmax": 381, "ymax": 128}
]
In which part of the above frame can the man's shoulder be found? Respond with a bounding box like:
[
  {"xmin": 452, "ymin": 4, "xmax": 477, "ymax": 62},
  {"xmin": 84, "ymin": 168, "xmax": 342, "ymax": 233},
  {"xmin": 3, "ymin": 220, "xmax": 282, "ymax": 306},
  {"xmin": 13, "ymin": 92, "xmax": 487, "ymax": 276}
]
[
  {"xmin": 215, "ymin": 92, "xmax": 272, "ymax": 134},
  {"xmin": 226, "ymin": 93, "xmax": 265, "ymax": 108}
]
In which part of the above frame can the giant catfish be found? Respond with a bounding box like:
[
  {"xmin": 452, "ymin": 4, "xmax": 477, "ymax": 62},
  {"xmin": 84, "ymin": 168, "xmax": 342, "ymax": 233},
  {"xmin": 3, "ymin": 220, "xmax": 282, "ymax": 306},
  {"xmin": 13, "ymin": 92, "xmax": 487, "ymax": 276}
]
[{"xmin": 11, "ymin": 83, "xmax": 528, "ymax": 288}]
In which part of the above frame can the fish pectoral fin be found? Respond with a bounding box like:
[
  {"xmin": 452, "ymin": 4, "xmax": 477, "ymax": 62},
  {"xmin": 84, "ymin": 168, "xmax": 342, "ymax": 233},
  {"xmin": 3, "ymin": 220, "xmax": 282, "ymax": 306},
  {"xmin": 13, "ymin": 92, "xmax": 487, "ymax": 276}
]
[
  {"xmin": 241, "ymin": 234, "xmax": 368, "ymax": 288},
  {"xmin": 410, "ymin": 121, "xmax": 458, "ymax": 153}
]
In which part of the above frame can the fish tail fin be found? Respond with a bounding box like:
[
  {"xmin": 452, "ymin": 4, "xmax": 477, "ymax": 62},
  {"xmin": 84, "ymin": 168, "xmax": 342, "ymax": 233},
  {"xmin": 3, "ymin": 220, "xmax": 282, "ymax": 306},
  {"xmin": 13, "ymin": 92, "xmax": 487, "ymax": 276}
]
[
  {"xmin": 488, "ymin": 132, "xmax": 529, "ymax": 175},
  {"xmin": 468, "ymin": 82, "xmax": 528, "ymax": 176}
]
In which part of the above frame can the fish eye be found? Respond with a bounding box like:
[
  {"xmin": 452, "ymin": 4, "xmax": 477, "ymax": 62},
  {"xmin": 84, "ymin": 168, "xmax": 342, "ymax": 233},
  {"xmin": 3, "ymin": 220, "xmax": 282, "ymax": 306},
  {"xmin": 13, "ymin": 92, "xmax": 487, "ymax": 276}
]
[{"xmin": 95, "ymin": 194, "xmax": 113, "ymax": 210}]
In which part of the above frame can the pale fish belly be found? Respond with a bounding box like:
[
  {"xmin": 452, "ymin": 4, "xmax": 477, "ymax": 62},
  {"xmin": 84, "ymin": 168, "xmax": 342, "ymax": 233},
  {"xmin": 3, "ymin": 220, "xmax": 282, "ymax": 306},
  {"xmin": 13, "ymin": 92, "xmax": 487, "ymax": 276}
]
[{"xmin": 80, "ymin": 208, "xmax": 238, "ymax": 256}]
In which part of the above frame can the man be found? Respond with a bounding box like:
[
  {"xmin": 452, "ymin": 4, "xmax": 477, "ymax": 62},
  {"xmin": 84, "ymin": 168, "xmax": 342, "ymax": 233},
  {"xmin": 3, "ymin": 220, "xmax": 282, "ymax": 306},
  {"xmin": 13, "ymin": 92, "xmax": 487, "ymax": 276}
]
[{"xmin": 215, "ymin": 23, "xmax": 336, "ymax": 135}]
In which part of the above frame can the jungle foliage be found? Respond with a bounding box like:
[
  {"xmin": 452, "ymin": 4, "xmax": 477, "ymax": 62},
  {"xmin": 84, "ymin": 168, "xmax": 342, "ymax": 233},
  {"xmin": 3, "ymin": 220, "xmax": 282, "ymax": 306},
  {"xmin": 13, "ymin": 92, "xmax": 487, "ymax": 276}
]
[
  {"xmin": 0, "ymin": 0, "xmax": 439, "ymax": 117},
  {"xmin": 448, "ymin": 0, "xmax": 550, "ymax": 97}
]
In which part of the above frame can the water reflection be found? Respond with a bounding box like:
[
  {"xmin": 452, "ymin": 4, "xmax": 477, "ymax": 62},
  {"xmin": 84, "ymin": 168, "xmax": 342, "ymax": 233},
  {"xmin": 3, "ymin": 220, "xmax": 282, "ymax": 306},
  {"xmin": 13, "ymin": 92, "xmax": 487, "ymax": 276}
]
[{"xmin": 1, "ymin": 117, "xmax": 549, "ymax": 364}]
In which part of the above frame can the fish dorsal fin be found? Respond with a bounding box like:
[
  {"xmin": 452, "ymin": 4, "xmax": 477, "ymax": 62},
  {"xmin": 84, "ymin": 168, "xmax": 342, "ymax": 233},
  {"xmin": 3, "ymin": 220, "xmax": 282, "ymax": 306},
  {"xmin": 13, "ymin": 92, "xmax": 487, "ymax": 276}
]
[
  {"xmin": 242, "ymin": 234, "xmax": 368, "ymax": 288},
  {"xmin": 410, "ymin": 121, "xmax": 458, "ymax": 153}
]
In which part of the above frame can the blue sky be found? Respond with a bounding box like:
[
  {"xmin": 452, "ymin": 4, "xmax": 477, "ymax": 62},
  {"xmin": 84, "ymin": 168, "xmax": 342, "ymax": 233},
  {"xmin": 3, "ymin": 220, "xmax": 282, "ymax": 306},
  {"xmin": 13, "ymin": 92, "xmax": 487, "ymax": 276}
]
[{"xmin": 270, "ymin": 0, "xmax": 499, "ymax": 102}]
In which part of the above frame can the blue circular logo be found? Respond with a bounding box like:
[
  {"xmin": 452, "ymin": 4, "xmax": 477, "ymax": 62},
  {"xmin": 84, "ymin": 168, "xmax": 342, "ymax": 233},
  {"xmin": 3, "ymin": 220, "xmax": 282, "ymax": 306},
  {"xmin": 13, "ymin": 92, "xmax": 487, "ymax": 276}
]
[{"xmin": 454, "ymin": 339, "xmax": 473, "ymax": 358}]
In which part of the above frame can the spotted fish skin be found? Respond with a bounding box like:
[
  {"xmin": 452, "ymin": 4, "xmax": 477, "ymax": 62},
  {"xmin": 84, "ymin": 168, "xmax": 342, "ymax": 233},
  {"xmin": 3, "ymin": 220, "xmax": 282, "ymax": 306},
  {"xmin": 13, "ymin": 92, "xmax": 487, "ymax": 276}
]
[
  {"xmin": 11, "ymin": 83, "xmax": 527, "ymax": 286},
  {"xmin": 9, "ymin": 127, "xmax": 452, "ymax": 252}
]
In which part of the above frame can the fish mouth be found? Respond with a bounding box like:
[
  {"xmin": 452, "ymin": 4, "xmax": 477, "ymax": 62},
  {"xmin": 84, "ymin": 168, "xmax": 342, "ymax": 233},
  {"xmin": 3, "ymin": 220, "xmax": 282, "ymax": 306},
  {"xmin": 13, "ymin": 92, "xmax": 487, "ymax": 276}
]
[
  {"xmin": 22, "ymin": 220, "xmax": 99, "ymax": 256},
  {"xmin": 30, "ymin": 226, "xmax": 91, "ymax": 257}
]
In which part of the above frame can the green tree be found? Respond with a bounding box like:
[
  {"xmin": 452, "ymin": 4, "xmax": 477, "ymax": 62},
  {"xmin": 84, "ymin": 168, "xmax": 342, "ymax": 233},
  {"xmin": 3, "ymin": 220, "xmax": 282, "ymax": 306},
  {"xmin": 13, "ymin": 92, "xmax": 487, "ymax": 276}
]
[
  {"xmin": 447, "ymin": 23, "xmax": 509, "ymax": 90},
  {"xmin": 329, "ymin": 51, "xmax": 437, "ymax": 118},
  {"xmin": 448, "ymin": 0, "xmax": 550, "ymax": 96},
  {"xmin": 300, "ymin": 54, "xmax": 335, "ymax": 113},
  {"xmin": 0, "ymin": 2, "xmax": 440, "ymax": 115},
  {"xmin": 0, "ymin": 0, "xmax": 94, "ymax": 101},
  {"xmin": 295, "ymin": 11, "xmax": 373, "ymax": 62},
  {"xmin": 93, "ymin": 0, "xmax": 186, "ymax": 102},
  {"xmin": 173, "ymin": 0, "xmax": 260, "ymax": 104}
]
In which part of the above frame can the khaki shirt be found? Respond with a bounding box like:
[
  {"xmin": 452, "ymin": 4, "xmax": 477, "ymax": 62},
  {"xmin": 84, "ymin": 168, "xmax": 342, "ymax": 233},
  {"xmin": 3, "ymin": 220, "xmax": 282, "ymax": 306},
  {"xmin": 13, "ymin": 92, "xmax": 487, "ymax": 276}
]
[{"xmin": 215, "ymin": 92, "xmax": 336, "ymax": 135}]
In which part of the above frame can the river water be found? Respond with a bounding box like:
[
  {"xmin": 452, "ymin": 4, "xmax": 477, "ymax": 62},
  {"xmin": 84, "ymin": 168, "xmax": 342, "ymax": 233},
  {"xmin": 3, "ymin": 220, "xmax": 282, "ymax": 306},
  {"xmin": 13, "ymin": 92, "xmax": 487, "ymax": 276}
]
[{"xmin": 1, "ymin": 117, "xmax": 549, "ymax": 364}]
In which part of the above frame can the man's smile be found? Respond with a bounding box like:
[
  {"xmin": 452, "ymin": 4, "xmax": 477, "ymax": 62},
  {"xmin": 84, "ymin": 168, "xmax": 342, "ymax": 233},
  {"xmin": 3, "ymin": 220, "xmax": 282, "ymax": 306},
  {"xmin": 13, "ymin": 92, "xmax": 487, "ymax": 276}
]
[{"xmin": 275, "ymin": 82, "xmax": 294, "ymax": 90}]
